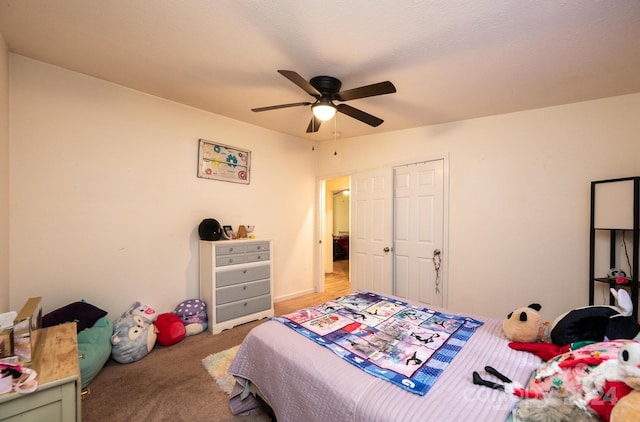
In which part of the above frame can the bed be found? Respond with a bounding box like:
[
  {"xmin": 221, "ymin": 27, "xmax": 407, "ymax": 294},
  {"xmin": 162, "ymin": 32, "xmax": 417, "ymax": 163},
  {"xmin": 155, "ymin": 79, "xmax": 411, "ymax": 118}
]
[{"xmin": 228, "ymin": 292, "xmax": 542, "ymax": 422}]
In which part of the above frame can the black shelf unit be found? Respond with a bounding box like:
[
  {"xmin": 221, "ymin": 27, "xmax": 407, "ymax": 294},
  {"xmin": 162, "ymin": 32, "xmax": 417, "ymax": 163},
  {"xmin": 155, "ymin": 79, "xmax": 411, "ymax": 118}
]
[{"xmin": 589, "ymin": 177, "xmax": 639, "ymax": 320}]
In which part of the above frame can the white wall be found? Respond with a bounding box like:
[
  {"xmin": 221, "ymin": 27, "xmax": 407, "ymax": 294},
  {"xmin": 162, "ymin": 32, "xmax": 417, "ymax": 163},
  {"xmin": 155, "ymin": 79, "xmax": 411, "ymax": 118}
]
[
  {"xmin": 0, "ymin": 36, "xmax": 9, "ymax": 313},
  {"xmin": 9, "ymin": 55, "xmax": 317, "ymax": 317},
  {"xmin": 316, "ymin": 94, "xmax": 640, "ymax": 321},
  {"xmin": 333, "ymin": 192, "xmax": 350, "ymax": 235},
  {"xmin": 8, "ymin": 52, "xmax": 639, "ymax": 324}
]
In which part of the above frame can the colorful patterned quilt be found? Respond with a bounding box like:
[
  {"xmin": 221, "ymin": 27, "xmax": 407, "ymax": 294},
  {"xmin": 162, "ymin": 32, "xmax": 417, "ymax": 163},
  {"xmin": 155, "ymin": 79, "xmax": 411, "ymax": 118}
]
[{"xmin": 273, "ymin": 291, "xmax": 484, "ymax": 395}]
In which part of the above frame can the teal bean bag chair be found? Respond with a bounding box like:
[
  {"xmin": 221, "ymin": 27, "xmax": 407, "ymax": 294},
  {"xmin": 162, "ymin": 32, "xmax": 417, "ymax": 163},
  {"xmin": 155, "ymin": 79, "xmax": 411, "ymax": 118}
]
[{"xmin": 77, "ymin": 316, "xmax": 113, "ymax": 388}]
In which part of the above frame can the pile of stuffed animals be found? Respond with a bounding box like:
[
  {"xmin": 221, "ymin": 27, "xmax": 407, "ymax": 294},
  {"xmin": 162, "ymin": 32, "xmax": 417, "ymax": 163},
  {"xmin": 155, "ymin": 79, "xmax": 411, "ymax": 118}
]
[
  {"xmin": 497, "ymin": 288, "xmax": 640, "ymax": 422},
  {"xmin": 110, "ymin": 299, "xmax": 208, "ymax": 364}
]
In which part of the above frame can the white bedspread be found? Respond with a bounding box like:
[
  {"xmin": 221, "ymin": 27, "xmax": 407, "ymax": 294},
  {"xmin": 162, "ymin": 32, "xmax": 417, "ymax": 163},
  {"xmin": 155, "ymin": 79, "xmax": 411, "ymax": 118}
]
[{"xmin": 229, "ymin": 304, "xmax": 541, "ymax": 422}]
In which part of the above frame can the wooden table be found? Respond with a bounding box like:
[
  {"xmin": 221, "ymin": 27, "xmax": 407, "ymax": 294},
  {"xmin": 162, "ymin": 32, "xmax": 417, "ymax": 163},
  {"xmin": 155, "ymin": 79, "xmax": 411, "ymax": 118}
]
[{"xmin": 0, "ymin": 323, "xmax": 80, "ymax": 421}]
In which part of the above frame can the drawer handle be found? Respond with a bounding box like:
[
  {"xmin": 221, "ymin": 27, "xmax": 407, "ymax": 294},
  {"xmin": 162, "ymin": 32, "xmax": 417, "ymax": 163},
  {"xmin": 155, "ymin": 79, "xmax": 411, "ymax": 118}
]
[
  {"xmin": 257, "ymin": 255, "xmax": 261, "ymax": 260},
  {"xmin": 243, "ymin": 302, "xmax": 248, "ymax": 307},
  {"xmin": 243, "ymin": 269, "xmax": 247, "ymax": 274},
  {"xmin": 243, "ymin": 286, "xmax": 247, "ymax": 290},
  {"xmin": 229, "ymin": 247, "xmax": 234, "ymax": 252},
  {"xmin": 257, "ymin": 246, "xmax": 262, "ymax": 250},
  {"xmin": 228, "ymin": 259, "xmax": 234, "ymax": 264}
]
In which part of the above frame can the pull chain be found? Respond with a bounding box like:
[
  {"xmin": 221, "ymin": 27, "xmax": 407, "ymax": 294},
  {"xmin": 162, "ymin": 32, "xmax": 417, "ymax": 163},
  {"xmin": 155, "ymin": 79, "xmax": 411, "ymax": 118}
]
[{"xmin": 333, "ymin": 113, "xmax": 338, "ymax": 155}]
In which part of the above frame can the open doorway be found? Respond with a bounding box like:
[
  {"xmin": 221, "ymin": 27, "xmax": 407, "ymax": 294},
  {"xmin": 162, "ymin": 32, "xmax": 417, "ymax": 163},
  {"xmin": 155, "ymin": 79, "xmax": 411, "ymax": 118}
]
[{"xmin": 323, "ymin": 176, "xmax": 351, "ymax": 295}]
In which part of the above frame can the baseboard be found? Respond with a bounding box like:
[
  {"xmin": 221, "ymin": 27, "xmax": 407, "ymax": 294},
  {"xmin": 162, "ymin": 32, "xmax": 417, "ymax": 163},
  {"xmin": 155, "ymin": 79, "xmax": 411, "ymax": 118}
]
[{"xmin": 274, "ymin": 288, "xmax": 316, "ymax": 303}]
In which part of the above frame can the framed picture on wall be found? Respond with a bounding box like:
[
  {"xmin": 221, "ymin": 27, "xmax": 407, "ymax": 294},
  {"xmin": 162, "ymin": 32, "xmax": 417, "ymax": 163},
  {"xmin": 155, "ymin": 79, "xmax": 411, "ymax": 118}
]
[
  {"xmin": 197, "ymin": 139, "xmax": 251, "ymax": 184},
  {"xmin": 223, "ymin": 225, "xmax": 234, "ymax": 239}
]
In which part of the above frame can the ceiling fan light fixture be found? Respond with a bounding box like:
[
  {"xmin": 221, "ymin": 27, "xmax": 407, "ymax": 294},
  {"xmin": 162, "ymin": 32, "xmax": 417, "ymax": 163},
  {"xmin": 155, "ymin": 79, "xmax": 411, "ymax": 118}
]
[
  {"xmin": 252, "ymin": 70, "xmax": 396, "ymax": 132},
  {"xmin": 312, "ymin": 100, "xmax": 336, "ymax": 121}
]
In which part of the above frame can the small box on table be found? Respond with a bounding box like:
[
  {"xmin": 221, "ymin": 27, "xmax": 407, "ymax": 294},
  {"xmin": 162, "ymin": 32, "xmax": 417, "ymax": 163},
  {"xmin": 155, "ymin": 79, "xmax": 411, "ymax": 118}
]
[
  {"xmin": 13, "ymin": 297, "xmax": 43, "ymax": 362},
  {"xmin": 0, "ymin": 328, "xmax": 12, "ymax": 358}
]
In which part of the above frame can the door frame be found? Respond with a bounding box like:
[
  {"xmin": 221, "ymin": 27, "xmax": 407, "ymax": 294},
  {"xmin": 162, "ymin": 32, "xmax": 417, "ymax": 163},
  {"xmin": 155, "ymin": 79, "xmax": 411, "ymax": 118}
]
[
  {"xmin": 315, "ymin": 178, "xmax": 326, "ymax": 293},
  {"xmin": 315, "ymin": 173, "xmax": 353, "ymax": 293},
  {"xmin": 314, "ymin": 153, "xmax": 449, "ymax": 303}
]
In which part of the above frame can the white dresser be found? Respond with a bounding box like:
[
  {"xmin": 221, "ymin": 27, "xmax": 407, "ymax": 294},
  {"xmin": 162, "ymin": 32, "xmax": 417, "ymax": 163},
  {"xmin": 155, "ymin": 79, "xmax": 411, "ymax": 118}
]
[{"xmin": 199, "ymin": 239, "xmax": 274, "ymax": 334}]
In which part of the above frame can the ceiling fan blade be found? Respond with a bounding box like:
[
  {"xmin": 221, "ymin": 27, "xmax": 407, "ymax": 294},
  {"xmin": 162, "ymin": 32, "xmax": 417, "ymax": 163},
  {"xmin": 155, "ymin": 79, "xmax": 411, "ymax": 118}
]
[
  {"xmin": 306, "ymin": 115, "xmax": 322, "ymax": 133},
  {"xmin": 278, "ymin": 70, "xmax": 322, "ymax": 98},
  {"xmin": 251, "ymin": 101, "xmax": 311, "ymax": 112},
  {"xmin": 336, "ymin": 104, "xmax": 384, "ymax": 127},
  {"xmin": 335, "ymin": 81, "xmax": 396, "ymax": 102}
]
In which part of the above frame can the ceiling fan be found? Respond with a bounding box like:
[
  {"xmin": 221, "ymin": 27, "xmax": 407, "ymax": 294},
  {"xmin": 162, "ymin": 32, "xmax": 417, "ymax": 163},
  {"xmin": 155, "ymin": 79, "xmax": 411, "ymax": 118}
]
[{"xmin": 252, "ymin": 70, "xmax": 396, "ymax": 133}]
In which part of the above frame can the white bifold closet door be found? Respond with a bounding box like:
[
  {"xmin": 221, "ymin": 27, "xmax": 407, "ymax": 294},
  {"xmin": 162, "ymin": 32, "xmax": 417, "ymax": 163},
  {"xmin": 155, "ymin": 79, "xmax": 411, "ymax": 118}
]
[{"xmin": 393, "ymin": 160, "xmax": 444, "ymax": 306}]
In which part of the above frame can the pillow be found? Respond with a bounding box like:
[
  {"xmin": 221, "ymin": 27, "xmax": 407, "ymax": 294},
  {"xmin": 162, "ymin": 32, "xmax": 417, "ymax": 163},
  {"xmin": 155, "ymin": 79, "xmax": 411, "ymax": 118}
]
[
  {"xmin": 111, "ymin": 314, "xmax": 157, "ymax": 364},
  {"xmin": 128, "ymin": 301, "xmax": 158, "ymax": 322},
  {"xmin": 77, "ymin": 316, "xmax": 113, "ymax": 388},
  {"xmin": 525, "ymin": 340, "xmax": 628, "ymax": 396},
  {"xmin": 42, "ymin": 301, "xmax": 108, "ymax": 333},
  {"xmin": 174, "ymin": 299, "xmax": 208, "ymax": 335},
  {"xmin": 154, "ymin": 313, "xmax": 186, "ymax": 346},
  {"xmin": 516, "ymin": 340, "xmax": 639, "ymax": 421}
]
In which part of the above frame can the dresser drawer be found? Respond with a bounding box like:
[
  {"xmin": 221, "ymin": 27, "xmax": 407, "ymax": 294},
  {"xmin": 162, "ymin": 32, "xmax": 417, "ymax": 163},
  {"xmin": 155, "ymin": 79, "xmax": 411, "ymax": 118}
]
[
  {"xmin": 216, "ymin": 254, "xmax": 246, "ymax": 267},
  {"xmin": 216, "ymin": 294, "xmax": 271, "ymax": 323},
  {"xmin": 246, "ymin": 242, "xmax": 270, "ymax": 253},
  {"xmin": 215, "ymin": 244, "xmax": 247, "ymax": 256},
  {"xmin": 245, "ymin": 250, "xmax": 270, "ymax": 263},
  {"xmin": 216, "ymin": 264, "xmax": 270, "ymax": 287},
  {"xmin": 216, "ymin": 279, "xmax": 270, "ymax": 305}
]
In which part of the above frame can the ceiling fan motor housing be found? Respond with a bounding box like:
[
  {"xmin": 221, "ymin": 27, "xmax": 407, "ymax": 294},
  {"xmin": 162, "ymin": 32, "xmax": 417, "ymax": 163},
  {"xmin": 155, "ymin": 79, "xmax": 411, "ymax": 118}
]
[{"xmin": 310, "ymin": 76, "xmax": 342, "ymax": 95}]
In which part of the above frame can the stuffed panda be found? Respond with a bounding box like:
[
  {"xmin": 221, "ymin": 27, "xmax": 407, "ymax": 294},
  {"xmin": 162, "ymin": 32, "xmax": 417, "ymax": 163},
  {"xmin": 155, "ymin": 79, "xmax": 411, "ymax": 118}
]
[{"xmin": 503, "ymin": 288, "xmax": 640, "ymax": 347}]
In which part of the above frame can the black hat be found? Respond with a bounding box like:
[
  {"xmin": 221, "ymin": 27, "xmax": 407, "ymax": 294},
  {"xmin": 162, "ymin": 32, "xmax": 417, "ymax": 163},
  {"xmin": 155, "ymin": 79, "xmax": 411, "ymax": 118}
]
[{"xmin": 198, "ymin": 218, "xmax": 223, "ymax": 241}]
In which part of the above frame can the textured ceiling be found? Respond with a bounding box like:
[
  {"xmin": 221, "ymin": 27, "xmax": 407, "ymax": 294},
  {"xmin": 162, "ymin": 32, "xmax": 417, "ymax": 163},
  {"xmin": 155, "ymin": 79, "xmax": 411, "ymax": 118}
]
[{"xmin": 1, "ymin": 0, "xmax": 639, "ymax": 140}]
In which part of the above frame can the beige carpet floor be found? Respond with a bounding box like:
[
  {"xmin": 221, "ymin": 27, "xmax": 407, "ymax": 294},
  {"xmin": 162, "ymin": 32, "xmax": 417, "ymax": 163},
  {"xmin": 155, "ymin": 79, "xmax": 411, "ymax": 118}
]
[
  {"xmin": 81, "ymin": 319, "xmax": 271, "ymax": 422},
  {"xmin": 81, "ymin": 270, "xmax": 349, "ymax": 421}
]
